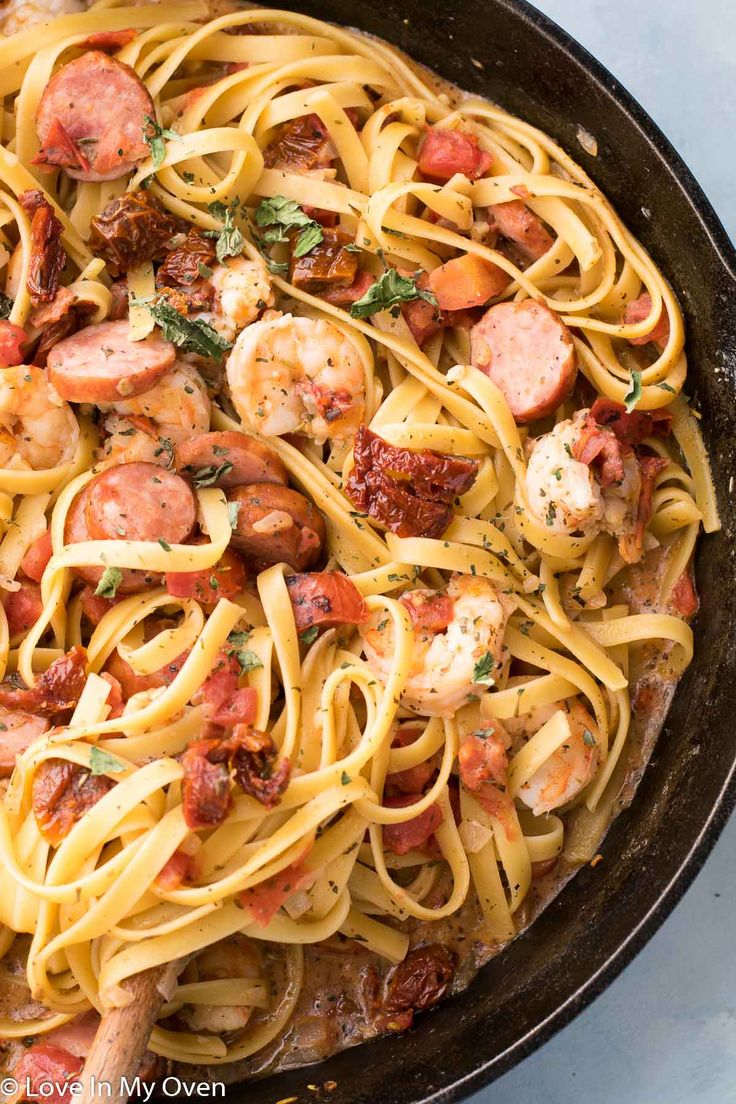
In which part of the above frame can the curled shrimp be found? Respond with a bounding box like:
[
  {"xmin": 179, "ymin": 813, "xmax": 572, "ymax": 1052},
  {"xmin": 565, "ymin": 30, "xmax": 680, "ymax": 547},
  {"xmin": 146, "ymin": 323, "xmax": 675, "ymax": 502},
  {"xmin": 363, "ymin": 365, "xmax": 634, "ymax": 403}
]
[
  {"xmin": 362, "ymin": 574, "xmax": 516, "ymax": 718},
  {"xmin": 178, "ymin": 935, "xmax": 262, "ymax": 1035},
  {"xmin": 505, "ymin": 698, "xmax": 600, "ymax": 814},
  {"xmin": 226, "ymin": 311, "xmax": 367, "ymax": 443},
  {"xmin": 0, "ymin": 365, "xmax": 79, "ymax": 470},
  {"xmin": 97, "ymin": 360, "xmax": 211, "ymax": 465},
  {"xmin": 525, "ymin": 411, "xmax": 640, "ymax": 540},
  {"xmin": 210, "ymin": 255, "xmax": 275, "ymax": 340}
]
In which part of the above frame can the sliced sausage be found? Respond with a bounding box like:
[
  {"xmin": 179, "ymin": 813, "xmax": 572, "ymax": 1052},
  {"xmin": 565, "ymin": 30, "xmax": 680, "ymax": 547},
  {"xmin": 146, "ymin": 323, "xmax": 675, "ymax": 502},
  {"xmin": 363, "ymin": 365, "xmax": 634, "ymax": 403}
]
[
  {"xmin": 84, "ymin": 462, "xmax": 196, "ymax": 544},
  {"xmin": 0, "ymin": 709, "xmax": 50, "ymax": 776},
  {"xmin": 623, "ymin": 292, "xmax": 671, "ymax": 347},
  {"xmin": 165, "ymin": 545, "xmax": 248, "ymax": 606},
  {"xmin": 175, "ymin": 431, "xmax": 288, "ymax": 490},
  {"xmin": 285, "ymin": 572, "xmax": 368, "ymax": 634},
  {"xmin": 228, "ymin": 484, "xmax": 325, "ymax": 571},
  {"xmin": 21, "ymin": 530, "xmax": 53, "ymax": 582},
  {"xmin": 489, "ymin": 201, "xmax": 554, "ymax": 262},
  {"xmin": 34, "ymin": 51, "xmax": 154, "ymax": 182},
  {"xmin": 64, "ymin": 483, "xmax": 155, "ymax": 594},
  {"xmin": 470, "ymin": 300, "xmax": 576, "ymax": 423},
  {"xmin": 47, "ymin": 320, "xmax": 175, "ymax": 403},
  {"xmin": 2, "ymin": 582, "xmax": 43, "ymax": 636}
]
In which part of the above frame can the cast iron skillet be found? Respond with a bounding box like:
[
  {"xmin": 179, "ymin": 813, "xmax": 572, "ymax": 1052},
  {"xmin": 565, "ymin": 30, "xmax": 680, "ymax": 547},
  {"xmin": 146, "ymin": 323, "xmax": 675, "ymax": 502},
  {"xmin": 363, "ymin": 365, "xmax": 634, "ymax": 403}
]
[{"xmin": 232, "ymin": 2, "xmax": 736, "ymax": 1100}]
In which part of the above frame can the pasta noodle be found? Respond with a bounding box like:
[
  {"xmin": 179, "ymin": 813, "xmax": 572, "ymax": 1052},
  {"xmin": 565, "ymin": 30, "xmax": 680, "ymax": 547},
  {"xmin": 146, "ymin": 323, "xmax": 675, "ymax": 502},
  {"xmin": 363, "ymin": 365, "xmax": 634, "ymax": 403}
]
[{"xmin": 0, "ymin": 0, "xmax": 717, "ymax": 1084}]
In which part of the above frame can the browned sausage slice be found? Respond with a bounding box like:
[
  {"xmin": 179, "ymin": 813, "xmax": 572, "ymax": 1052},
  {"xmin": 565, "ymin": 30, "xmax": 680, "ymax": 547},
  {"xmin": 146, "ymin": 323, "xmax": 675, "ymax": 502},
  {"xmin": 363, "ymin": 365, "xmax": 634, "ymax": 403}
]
[
  {"xmin": 84, "ymin": 462, "xmax": 196, "ymax": 545},
  {"xmin": 47, "ymin": 320, "xmax": 175, "ymax": 403},
  {"xmin": 175, "ymin": 431, "xmax": 288, "ymax": 490},
  {"xmin": 0, "ymin": 710, "xmax": 50, "ymax": 776},
  {"xmin": 228, "ymin": 484, "xmax": 325, "ymax": 571},
  {"xmin": 470, "ymin": 300, "xmax": 576, "ymax": 423},
  {"xmin": 489, "ymin": 201, "xmax": 554, "ymax": 262},
  {"xmin": 64, "ymin": 482, "xmax": 157, "ymax": 594},
  {"xmin": 34, "ymin": 52, "xmax": 154, "ymax": 182}
]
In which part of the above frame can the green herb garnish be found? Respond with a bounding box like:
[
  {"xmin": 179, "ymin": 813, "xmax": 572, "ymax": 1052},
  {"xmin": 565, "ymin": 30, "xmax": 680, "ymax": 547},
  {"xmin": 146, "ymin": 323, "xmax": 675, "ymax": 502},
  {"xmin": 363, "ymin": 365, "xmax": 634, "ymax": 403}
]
[
  {"xmin": 254, "ymin": 194, "xmax": 324, "ymax": 258},
  {"xmin": 623, "ymin": 369, "xmax": 643, "ymax": 413},
  {"xmin": 142, "ymin": 115, "xmax": 180, "ymax": 171},
  {"xmin": 349, "ymin": 268, "xmax": 438, "ymax": 320},
  {"xmin": 95, "ymin": 567, "xmax": 123, "ymax": 600},
  {"xmin": 89, "ymin": 746, "xmax": 126, "ymax": 776}
]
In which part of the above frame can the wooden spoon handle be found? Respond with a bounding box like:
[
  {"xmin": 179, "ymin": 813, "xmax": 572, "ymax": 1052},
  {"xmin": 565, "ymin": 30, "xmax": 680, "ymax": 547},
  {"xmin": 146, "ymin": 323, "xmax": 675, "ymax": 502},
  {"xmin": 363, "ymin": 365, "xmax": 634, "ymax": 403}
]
[{"xmin": 76, "ymin": 963, "xmax": 179, "ymax": 1104}]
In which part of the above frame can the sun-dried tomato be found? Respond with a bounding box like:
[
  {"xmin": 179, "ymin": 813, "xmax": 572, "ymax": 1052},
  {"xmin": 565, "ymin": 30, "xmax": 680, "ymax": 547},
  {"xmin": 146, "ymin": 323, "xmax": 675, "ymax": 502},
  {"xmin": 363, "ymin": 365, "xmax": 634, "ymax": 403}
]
[
  {"xmin": 285, "ymin": 572, "xmax": 368, "ymax": 634},
  {"xmin": 157, "ymin": 229, "xmax": 217, "ymax": 287},
  {"xmin": 228, "ymin": 725, "xmax": 291, "ymax": 808},
  {"xmin": 181, "ymin": 725, "xmax": 290, "ymax": 829},
  {"xmin": 382, "ymin": 944, "xmax": 455, "ymax": 1019},
  {"xmin": 289, "ymin": 228, "xmax": 358, "ymax": 292},
  {"xmin": 345, "ymin": 426, "xmax": 478, "ymax": 539},
  {"xmin": 589, "ymin": 398, "xmax": 673, "ymax": 445},
  {"xmin": 88, "ymin": 191, "xmax": 183, "ymax": 276},
  {"xmin": 263, "ymin": 113, "xmax": 335, "ymax": 171},
  {"xmin": 0, "ymin": 645, "xmax": 87, "ymax": 716},
  {"xmin": 19, "ymin": 190, "xmax": 66, "ymax": 306},
  {"xmin": 32, "ymin": 759, "xmax": 113, "ymax": 845}
]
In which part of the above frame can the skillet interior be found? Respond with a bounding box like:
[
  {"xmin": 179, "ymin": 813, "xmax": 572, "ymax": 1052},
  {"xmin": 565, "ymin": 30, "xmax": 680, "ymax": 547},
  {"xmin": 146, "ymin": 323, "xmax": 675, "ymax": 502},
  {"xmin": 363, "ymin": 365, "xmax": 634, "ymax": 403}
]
[{"xmin": 201, "ymin": 1, "xmax": 736, "ymax": 1099}]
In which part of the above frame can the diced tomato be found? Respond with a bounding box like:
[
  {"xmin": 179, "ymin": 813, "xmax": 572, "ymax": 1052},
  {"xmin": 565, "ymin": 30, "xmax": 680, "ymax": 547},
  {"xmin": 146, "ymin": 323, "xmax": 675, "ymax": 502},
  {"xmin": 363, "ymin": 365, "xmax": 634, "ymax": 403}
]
[
  {"xmin": 11, "ymin": 1045, "xmax": 82, "ymax": 1104},
  {"xmin": 2, "ymin": 581, "xmax": 43, "ymax": 636},
  {"xmin": 156, "ymin": 848, "xmax": 196, "ymax": 889},
  {"xmin": 302, "ymin": 205, "xmax": 340, "ymax": 228},
  {"xmin": 79, "ymin": 586, "xmax": 119, "ymax": 626},
  {"xmin": 428, "ymin": 254, "xmax": 509, "ymax": 311},
  {"xmin": 0, "ymin": 320, "xmax": 27, "ymax": 367},
  {"xmin": 386, "ymin": 725, "xmax": 436, "ymax": 795},
  {"xmin": 165, "ymin": 547, "xmax": 247, "ymax": 606},
  {"xmin": 489, "ymin": 200, "xmax": 554, "ymax": 262},
  {"xmin": 382, "ymin": 794, "xmax": 443, "ymax": 855},
  {"xmin": 99, "ymin": 672, "xmax": 124, "ymax": 719},
  {"xmin": 623, "ymin": 292, "xmax": 671, "ymax": 346},
  {"xmin": 20, "ymin": 530, "xmax": 53, "ymax": 582},
  {"xmin": 285, "ymin": 571, "xmax": 368, "ymax": 634},
  {"xmin": 210, "ymin": 687, "xmax": 258, "ymax": 727},
  {"xmin": 418, "ymin": 126, "xmax": 492, "ymax": 182},
  {"xmin": 671, "ymin": 569, "xmax": 698, "ymax": 618},
  {"xmin": 239, "ymin": 859, "xmax": 313, "ymax": 926},
  {"xmin": 401, "ymin": 592, "xmax": 454, "ymax": 633}
]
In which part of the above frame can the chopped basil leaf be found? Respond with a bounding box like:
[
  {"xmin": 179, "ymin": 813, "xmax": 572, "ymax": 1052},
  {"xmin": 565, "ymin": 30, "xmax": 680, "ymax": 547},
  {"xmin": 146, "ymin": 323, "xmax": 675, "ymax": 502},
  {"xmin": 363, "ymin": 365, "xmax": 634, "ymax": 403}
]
[
  {"xmin": 158, "ymin": 538, "xmax": 172, "ymax": 551},
  {"xmin": 657, "ymin": 381, "xmax": 676, "ymax": 393},
  {"xmin": 95, "ymin": 566, "xmax": 123, "ymax": 599},
  {"xmin": 349, "ymin": 268, "xmax": 438, "ymax": 320},
  {"xmin": 472, "ymin": 652, "xmax": 496, "ymax": 685},
  {"xmin": 190, "ymin": 461, "xmax": 234, "ymax": 488},
  {"xmin": 207, "ymin": 199, "xmax": 245, "ymax": 263},
  {"xmin": 0, "ymin": 292, "xmax": 13, "ymax": 320},
  {"xmin": 299, "ymin": 625, "xmax": 319, "ymax": 645},
  {"xmin": 623, "ymin": 368, "xmax": 643, "ymax": 413},
  {"xmin": 142, "ymin": 300, "xmax": 233, "ymax": 360},
  {"xmin": 227, "ymin": 501, "xmax": 240, "ymax": 530},
  {"xmin": 142, "ymin": 114, "xmax": 180, "ymax": 171},
  {"xmin": 582, "ymin": 728, "xmax": 597, "ymax": 747},
  {"xmin": 89, "ymin": 746, "xmax": 126, "ymax": 776},
  {"xmin": 236, "ymin": 648, "xmax": 263, "ymax": 674},
  {"xmin": 341, "ymin": 771, "xmax": 351, "ymax": 785},
  {"xmin": 254, "ymin": 194, "xmax": 324, "ymax": 258}
]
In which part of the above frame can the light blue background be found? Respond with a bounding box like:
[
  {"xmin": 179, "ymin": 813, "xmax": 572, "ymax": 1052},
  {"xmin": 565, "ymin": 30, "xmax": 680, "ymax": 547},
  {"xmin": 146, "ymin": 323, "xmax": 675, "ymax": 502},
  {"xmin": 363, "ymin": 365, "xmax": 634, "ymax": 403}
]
[{"xmin": 471, "ymin": 2, "xmax": 736, "ymax": 1103}]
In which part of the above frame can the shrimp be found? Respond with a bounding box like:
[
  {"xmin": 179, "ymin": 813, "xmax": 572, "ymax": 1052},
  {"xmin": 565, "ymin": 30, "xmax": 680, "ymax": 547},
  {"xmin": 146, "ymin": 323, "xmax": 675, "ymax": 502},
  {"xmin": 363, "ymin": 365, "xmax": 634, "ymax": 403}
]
[
  {"xmin": 505, "ymin": 698, "xmax": 600, "ymax": 814},
  {"xmin": 362, "ymin": 574, "xmax": 516, "ymax": 718},
  {"xmin": 97, "ymin": 360, "xmax": 211, "ymax": 465},
  {"xmin": 0, "ymin": 365, "xmax": 79, "ymax": 470},
  {"xmin": 209, "ymin": 255, "xmax": 275, "ymax": 340},
  {"xmin": 179, "ymin": 935, "xmax": 262, "ymax": 1035},
  {"xmin": 226, "ymin": 311, "xmax": 366, "ymax": 443},
  {"xmin": 525, "ymin": 410, "xmax": 640, "ymax": 542}
]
